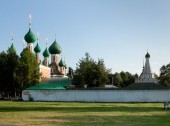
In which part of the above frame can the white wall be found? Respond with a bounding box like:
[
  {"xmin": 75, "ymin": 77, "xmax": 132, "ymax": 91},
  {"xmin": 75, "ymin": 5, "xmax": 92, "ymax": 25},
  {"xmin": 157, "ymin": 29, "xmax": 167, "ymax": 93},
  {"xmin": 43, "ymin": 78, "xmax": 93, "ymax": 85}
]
[{"xmin": 22, "ymin": 89, "xmax": 170, "ymax": 102}]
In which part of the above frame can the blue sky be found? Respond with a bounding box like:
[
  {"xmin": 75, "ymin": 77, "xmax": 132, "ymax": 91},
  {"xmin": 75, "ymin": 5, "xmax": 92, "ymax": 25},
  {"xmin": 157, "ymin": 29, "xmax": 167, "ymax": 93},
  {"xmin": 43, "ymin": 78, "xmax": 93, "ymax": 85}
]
[{"xmin": 0, "ymin": 0, "xmax": 170, "ymax": 75}]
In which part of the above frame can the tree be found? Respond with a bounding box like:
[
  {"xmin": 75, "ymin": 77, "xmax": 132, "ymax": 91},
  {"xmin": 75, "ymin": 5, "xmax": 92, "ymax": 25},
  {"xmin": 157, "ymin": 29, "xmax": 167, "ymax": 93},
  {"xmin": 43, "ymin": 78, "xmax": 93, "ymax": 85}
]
[
  {"xmin": 6, "ymin": 47, "xmax": 20, "ymax": 97},
  {"xmin": 0, "ymin": 47, "xmax": 41, "ymax": 98},
  {"xmin": 0, "ymin": 51, "xmax": 8, "ymax": 94},
  {"xmin": 0, "ymin": 47, "xmax": 20, "ymax": 98},
  {"xmin": 68, "ymin": 67, "xmax": 74, "ymax": 79},
  {"xmin": 120, "ymin": 71, "xmax": 128, "ymax": 87},
  {"xmin": 73, "ymin": 53, "xmax": 110, "ymax": 87},
  {"xmin": 159, "ymin": 63, "xmax": 170, "ymax": 87},
  {"xmin": 18, "ymin": 48, "xmax": 41, "ymax": 89},
  {"xmin": 113, "ymin": 72, "xmax": 123, "ymax": 87},
  {"xmin": 112, "ymin": 71, "xmax": 135, "ymax": 88}
]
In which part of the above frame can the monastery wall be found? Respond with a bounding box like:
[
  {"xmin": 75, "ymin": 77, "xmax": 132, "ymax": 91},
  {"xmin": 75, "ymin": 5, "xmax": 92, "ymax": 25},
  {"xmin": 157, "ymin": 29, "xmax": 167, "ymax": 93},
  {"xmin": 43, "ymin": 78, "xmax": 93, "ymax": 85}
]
[{"xmin": 22, "ymin": 89, "xmax": 170, "ymax": 102}]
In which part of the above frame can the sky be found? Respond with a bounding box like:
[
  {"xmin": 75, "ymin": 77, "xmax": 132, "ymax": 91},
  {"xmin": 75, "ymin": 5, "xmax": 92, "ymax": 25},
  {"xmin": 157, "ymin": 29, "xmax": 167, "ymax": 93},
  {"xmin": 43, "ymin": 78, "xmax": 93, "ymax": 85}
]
[{"xmin": 0, "ymin": 0, "xmax": 170, "ymax": 75}]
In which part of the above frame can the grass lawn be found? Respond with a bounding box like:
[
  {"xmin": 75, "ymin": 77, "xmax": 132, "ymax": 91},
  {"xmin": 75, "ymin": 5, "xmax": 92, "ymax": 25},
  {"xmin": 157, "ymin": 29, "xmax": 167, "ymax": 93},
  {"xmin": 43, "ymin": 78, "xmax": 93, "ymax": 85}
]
[{"xmin": 0, "ymin": 101, "xmax": 169, "ymax": 126}]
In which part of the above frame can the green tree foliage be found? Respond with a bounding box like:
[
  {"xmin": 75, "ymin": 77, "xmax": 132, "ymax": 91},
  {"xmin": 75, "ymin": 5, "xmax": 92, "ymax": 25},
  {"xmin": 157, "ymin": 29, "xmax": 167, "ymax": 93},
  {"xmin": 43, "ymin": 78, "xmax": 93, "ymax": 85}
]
[
  {"xmin": 6, "ymin": 47, "xmax": 20, "ymax": 96},
  {"xmin": 0, "ymin": 47, "xmax": 41, "ymax": 98},
  {"xmin": 18, "ymin": 48, "xmax": 41, "ymax": 89},
  {"xmin": 0, "ymin": 48, "xmax": 20, "ymax": 97},
  {"xmin": 0, "ymin": 52, "xmax": 8, "ymax": 93},
  {"xmin": 73, "ymin": 53, "xmax": 110, "ymax": 88},
  {"xmin": 113, "ymin": 72, "xmax": 123, "ymax": 87},
  {"xmin": 112, "ymin": 71, "xmax": 135, "ymax": 87},
  {"xmin": 159, "ymin": 63, "xmax": 170, "ymax": 87}
]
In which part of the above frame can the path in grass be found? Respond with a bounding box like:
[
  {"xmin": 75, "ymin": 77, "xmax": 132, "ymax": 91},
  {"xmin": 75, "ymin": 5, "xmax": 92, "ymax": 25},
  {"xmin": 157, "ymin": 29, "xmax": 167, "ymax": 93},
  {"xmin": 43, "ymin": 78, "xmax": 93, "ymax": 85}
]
[{"xmin": 0, "ymin": 101, "xmax": 169, "ymax": 126}]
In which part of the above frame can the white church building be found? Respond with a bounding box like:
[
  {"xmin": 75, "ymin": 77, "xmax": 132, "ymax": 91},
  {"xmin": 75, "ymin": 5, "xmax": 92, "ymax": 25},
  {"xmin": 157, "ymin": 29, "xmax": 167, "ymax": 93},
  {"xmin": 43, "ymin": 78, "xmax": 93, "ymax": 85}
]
[{"xmin": 136, "ymin": 52, "xmax": 158, "ymax": 84}]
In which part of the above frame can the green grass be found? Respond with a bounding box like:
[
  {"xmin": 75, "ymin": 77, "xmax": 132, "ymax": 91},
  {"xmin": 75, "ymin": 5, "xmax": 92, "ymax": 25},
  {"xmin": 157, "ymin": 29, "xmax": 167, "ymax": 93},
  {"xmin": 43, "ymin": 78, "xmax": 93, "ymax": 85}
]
[{"xmin": 0, "ymin": 101, "xmax": 169, "ymax": 126}]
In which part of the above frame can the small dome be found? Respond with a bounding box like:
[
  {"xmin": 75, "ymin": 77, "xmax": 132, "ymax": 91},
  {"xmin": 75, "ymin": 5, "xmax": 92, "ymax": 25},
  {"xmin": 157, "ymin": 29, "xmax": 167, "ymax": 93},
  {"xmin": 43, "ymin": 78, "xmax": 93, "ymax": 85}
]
[
  {"xmin": 20, "ymin": 48, "xmax": 35, "ymax": 57},
  {"xmin": 9, "ymin": 43, "xmax": 16, "ymax": 52},
  {"xmin": 43, "ymin": 47, "xmax": 50, "ymax": 57},
  {"xmin": 49, "ymin": 40, "xmax": 61, "ymax": 54},
  {"xmin": 24, "ymin": 28, "xmax": 36, "ymax": 43},
  {"xmin": 59, "ymin": 58, "xmax": 64, "ymax": 67},
  {"xmin": 145, "ymin": 52, "xmax": 150, "ymax": 58},
  {"xmin": 34, "ymin": 43, "xmax": 41, "ymax": 53}
]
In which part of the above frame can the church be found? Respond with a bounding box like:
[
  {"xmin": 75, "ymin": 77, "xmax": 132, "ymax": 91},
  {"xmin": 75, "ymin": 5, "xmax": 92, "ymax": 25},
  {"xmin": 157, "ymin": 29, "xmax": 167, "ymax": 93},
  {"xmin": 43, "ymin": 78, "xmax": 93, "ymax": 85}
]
[
  {"xmin": 23, "ymin": 15, "xmax": 68, "ymax": 79},
  {"xmin": 124, "ymin": 51, "xmax": 165, "ymax": 90},
  {"xmin": 136, "ymin": 51, "xmax": 157, "ymax": 83}
]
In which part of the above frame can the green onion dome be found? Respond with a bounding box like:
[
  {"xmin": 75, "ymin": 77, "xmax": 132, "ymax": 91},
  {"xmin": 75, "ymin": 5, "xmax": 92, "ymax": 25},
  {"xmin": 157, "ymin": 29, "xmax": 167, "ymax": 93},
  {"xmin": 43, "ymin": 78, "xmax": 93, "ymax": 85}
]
[
  {"xmin": 34, "ymin": 43, "xmax": 41, "ymax": 53},
  {"xmin": 59, "ymin": 58, "xmax": 64, "ymax": 67},
  {"xmin": 24, "ymin": 28, "xmax": 36, "ymax": 43},
  {"xmin": 20, "ymin": 48, "xmax": 35, "ymax": 57},
  {"xmin": 145, "ymin": 52, "xmax": 150, "ymax": 58},
  {"xmin": 9, "ymin": 43, "xmax": 16, "ymax": 52},
  {"xmin": 49, "ymin": 39, "xmax": 61, "ymax": 54},
  {"xmin": 43, "ymin": 47, "xmax": 50, "ymax": 57}
]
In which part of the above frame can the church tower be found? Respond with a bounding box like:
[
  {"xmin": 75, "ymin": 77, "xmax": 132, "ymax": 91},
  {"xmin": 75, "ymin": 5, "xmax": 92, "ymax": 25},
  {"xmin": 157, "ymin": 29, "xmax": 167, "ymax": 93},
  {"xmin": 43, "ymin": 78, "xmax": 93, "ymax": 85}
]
[
  {"xmin": 49, "ymin": 39, "xmax": 61, "ymax": 65},
  {"xmin": 34, "ymin": 33, "xmax": 41, "ymax": 63},
  {"xmin": 43, "ymin": 47, "xmax": 50, "ymax": 66},
  {"xmin": 137, "ymin": 51, "xmax": 157, "ymax": 83},
  {"xmin": 34, "ymin": 43, "xmax": 41, "ymax": 63},
  {"xmin": 24, "ymin": 14, "xmax": 36, "ymax": 52},
  {"xmin": 48, "ymin": 39, "xmax": 62, "ymax": 75}
]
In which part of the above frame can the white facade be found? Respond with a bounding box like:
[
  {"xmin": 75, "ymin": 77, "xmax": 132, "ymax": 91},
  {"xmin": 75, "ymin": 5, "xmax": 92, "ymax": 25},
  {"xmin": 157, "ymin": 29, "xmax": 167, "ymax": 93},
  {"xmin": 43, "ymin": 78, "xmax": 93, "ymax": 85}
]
[
  {"xmin": 136, "ymin": 52, "xmax": 158, "ymax": 83},
  {"xmin": 39, "ymin": 64, "xmax": 51, "ymax": 78},
  {"xmin": 27, "ymin": 43, "xmax": 34, "ymax": 52},
  {"xmin": 22, "ymin": 89, "xmax": 170, "ymax": 102}
]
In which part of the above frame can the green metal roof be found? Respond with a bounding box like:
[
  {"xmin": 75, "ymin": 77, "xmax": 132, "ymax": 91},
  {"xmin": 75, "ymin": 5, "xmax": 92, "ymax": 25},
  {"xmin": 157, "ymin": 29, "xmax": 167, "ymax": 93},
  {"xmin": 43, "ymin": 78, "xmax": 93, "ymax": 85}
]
[
  {"xmin": 9, "ymin": 43, "xmax": 16, "ymax": 52},
  {"xmin": 24, "ymin": 28, "xmax": 36, "ymax": 43},
  {"xmin": 34, "ymin": 43, "xmax": 41, "ymax": 53},
  {"xmin": 49, "ymin": 39, "xmax": 62, "ymax": 54},
  {"xmin": 59, "ymin": 58, "xmax": 64, "ymax": 67},
  {"xmin": 26, "ymin": 77, "xmax": 71, "ymax": 90},
  {"xmin": 43, "ymin": 47, "xmax": 50, "ymax": 57}
]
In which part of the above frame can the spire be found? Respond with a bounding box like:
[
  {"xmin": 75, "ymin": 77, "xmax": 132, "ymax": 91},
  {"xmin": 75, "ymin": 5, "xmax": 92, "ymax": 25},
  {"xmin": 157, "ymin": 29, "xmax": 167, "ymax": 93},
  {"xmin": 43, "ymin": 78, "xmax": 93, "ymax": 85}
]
[
  {"xmin": 34, "ymin": 33, "xmax": 41, "ymax": 53},
  {"xmin": 9, "ymin": 33, "xmax": 16, "ymax": 52},
  {"xmin": 137, "ymin": 51, "xmax": 157, "ymax": 83},
  {"xmin": 145, "ymin": 50, "xmax": 150, "ymax": 58},
  {"xmin": 45, "ymin": 38, "xmax": 48, "ymax": 47},
  {"xmin": 24, "ymin": 14, "xmax": 36, "ymax": 44},
  {"xmin": 43, "ymin": 38, "xmax": 50, "ymax": 57},
  {"xmin": 10, "ymin": 33, "xmax": 14, "ymax": 42},
  {"xmin": 36, "ymin": 32, "xmax": 40, "ymax": 43},
  {"xmin": 29, "ymin": 14, "xmax": 32, "ymax": 29}
]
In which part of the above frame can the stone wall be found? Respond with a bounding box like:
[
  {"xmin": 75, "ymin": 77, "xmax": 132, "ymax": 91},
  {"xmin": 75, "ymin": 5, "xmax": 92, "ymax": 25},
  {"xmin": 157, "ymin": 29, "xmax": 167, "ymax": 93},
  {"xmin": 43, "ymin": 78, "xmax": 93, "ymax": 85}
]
[{"xmin": 22, "ymin": 89, "xmax": 170, "ymax": 102}]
